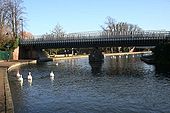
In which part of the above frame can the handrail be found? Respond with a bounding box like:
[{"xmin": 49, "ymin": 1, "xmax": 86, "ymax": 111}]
[{"xmin": 20, "ymin": 30, "xmax": 170, "ymax": 43}]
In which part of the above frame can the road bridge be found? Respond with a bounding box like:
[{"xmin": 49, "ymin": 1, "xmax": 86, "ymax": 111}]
[{"xmin": 19, "ymin": 30, "xmax": 170, "ymax": 62}]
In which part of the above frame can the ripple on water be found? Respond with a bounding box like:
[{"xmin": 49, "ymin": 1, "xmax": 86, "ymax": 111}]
[{"xmin": 8, "ymin": 56, "xmax": 170, "ymax": 113}]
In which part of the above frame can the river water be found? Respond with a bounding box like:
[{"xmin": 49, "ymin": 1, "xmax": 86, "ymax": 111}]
[{"xmin": 8, "ymin": 54, "xmax": 170, "ymax": 113}]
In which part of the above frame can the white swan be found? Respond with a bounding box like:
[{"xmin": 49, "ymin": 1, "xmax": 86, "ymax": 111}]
[
  {"xmin": 16, "ymin": 71, "xmax": 21, "ymax": 78},
  {"xmin": 50, "ymin": 71, "xmax": 55, "ymax": 77},
  {"xmin": 56, "ymin": 63, "xmax": 59, "ymax": 66},
  {"xmin": 18, "ymin": 75, "xmax": 23, "ymax": 82},
  {"xmin": 18, "ymin": 75, "xmax": 23, "ymax": 86},
  {"xmin": 27, "ymin": 72, "xmax": 32, "ymax": 80},
  {"xmin": 50, "ymin": 76, "xmax": 54, "ymax": 82}
]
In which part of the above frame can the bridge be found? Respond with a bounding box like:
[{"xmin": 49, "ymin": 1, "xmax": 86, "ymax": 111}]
[{"xmin": 19, "ymin": 30, "xmax": 170, "ymax": 62}]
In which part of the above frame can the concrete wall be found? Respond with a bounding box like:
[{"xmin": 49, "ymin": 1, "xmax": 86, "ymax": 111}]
[
  {"xmin": 12, "ymin": 47, "xmax": 19, "ymax": 60},
  {"xmin": 0, "ymin": 68, "xmax": 14, "ymax": 113}
]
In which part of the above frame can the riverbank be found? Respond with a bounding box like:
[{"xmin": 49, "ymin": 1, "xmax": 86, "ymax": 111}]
[{"xmin": 0, "ymin": 60, "xmax": 36, "ymax": 113}]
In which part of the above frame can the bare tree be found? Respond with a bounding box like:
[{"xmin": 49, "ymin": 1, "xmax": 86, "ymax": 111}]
[
  {"xmin": 0, "ymin": 0, "xmax": 24, "ymax": 50},
  {"xmin": 0, "ymin": 0, "xmax": 24, "ymax": 38},
  {"xmin": 8, "ymin": 0, "xmax": 24, "ymax": 38},
  {"xmin": 0, "ymin": 0, "xmax": 10, "ymax": 27},
  {"xmin": 101, "ymin": 16, "xmax": 143, "ymax": 53},
  {"xmin": 42, "ymin": 23, "xmax": 66, "ymax": 55},
  {"xmin": 101, "ymin": 16, "xmax": 116, "ymax": 35},
  {"xmin": 52, "ymin": 24, "xmax": 65, "ymax": 39},
  {"xmin": 102, "ymin": 16, "xmax": 142, "ymax": 36},
  {"xmin": 42, "ymin": 23, "xmax": 65, "ymax": 40}
]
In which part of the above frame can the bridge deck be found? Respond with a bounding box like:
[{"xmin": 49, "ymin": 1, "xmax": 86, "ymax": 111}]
[{"xmin": 20, "ymin": 34, "xmax": 170, "ymax": 48}]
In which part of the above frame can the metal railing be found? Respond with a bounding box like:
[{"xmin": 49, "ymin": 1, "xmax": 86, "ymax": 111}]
[{"xmin": 20, "ymin": 30, "xmax": 170, "ymax": 43}]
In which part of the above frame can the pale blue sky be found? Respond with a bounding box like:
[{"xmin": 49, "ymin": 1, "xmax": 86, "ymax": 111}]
[{"xmin": 23, "ymin": 0, "xmax": 170, "ymax": 35}]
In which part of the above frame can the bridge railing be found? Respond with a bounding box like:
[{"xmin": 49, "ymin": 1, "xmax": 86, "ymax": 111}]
[{"xmin": 20, "ymin": 30, "xmax": 170, "ymax": 42}]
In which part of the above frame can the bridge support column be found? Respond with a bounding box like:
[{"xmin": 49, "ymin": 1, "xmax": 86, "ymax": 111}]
[{"xmin": 89, "ymin": 47, "xmax": 104, "ymax": 62}]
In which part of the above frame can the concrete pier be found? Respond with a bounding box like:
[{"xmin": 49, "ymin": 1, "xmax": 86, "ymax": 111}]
[{"xmin": 89, "ymin": 47, "xmax": 104, "ymax": 62}]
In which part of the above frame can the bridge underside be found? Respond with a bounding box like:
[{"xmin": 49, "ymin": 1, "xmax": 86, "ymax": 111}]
[
  {"xmin": 19, "ymin": 46, "xmax": 104, "ymax": 62},
  {"xmin": 19, "ymin": 46, "xmax": 34, "ymax": 59},
  {"xmin": 19, "ymin": 46, "xmax": 52, "ymax": 62}
]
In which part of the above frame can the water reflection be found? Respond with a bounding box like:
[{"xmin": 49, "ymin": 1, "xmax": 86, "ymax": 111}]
[
  {"xmin": 154, "ymin": 65, "xmax": 170, "ymax": 79},
  {"xmin": 28, "ymin": 79, "xmax": 32, "ymax": 86},
  {"xmin": 155, "ymin": 65, "xmax": 170, "ymax": 73},
  {"xmin": 18, "ymin": 79, "xmax": 23, "ymax": 87},
  {"xmin": 50, "ymin": 76, "xmax": 54, "ymax": 83},
  {"xmin": 104, "ymin": 54, "xmax": 145, "ymax": 78},
  {"xmin": 89, "ymin": 61, "xmax": 103, "ymax": 75}
]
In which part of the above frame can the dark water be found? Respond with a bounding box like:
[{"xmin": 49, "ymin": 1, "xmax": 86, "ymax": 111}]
[{"xmin": 8, "ymin": 54, "xmax": 170, "ymax": 113}]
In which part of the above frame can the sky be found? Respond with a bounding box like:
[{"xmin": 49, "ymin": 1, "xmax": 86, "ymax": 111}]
[{"xmin": 23, "ymin": 0, "xmax": 170, "ymax": 35}]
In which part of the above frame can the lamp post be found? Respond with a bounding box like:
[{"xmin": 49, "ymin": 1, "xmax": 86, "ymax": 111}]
[{"xmin": 20, "ymin": 18, "xmax": 23, "ymax": 39}]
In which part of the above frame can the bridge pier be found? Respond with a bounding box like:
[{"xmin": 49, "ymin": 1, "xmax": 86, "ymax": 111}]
[
  {"xmin": 89, "ymin": 47, "xmax": 104, "ymax": 62},
  {"xmin": 141, "ymin": 43, "xmax": 170, "ymax": 66}
]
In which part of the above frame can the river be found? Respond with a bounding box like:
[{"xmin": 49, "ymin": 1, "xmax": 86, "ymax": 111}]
[{"xmin": 8, "ymin": 54, "xmax": 170, "ymax": 113}]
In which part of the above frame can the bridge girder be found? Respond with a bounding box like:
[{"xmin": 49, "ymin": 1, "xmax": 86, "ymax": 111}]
[{"xmin": 20, "ymin": 36, "xmax": 169, "ymax": 49}]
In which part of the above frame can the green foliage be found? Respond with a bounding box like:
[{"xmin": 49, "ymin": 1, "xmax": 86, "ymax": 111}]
[
  {"xmin": 11, "ymin": 36, "xmax": 19, "ymax": 49},
  {"xmin": 0, "ymin": 51, "xmax": 12, "ymax": 60},
  {"xmin": 0, "ymin": 36, "xmax": 19, "ymax": 51},
  {"xmin": 0, "ymin": 35, "xmax": 11, "ymax": 50}
]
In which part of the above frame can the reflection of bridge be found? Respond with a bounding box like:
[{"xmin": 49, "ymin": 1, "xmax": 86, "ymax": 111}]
[{"xmin": 19, "ymin": 30, "xmax": 170, "ymax": 61}]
